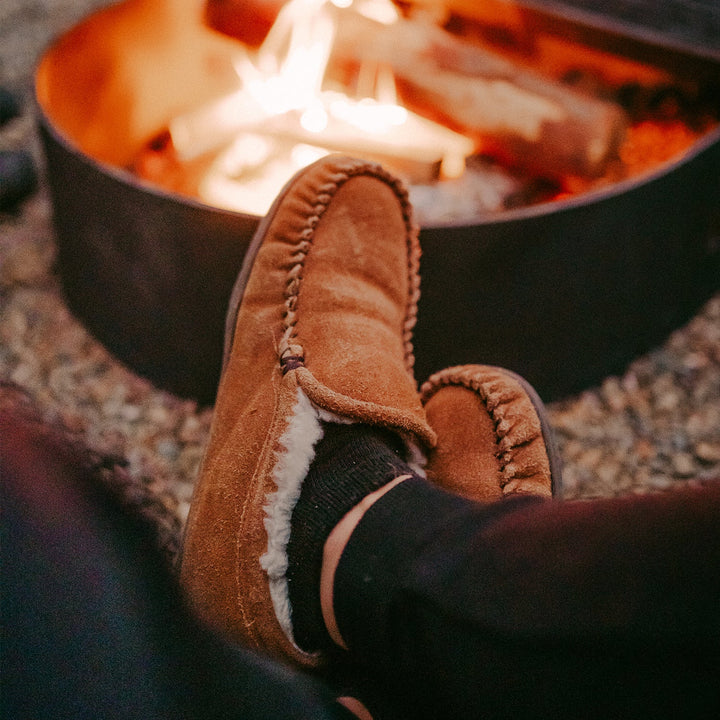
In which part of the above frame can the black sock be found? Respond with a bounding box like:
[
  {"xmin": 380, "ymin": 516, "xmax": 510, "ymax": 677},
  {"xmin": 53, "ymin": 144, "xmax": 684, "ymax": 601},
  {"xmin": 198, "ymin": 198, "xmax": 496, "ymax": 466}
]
[{"xmin": 286, "ymin": 422, "xmax": 417, "ymax": 652}]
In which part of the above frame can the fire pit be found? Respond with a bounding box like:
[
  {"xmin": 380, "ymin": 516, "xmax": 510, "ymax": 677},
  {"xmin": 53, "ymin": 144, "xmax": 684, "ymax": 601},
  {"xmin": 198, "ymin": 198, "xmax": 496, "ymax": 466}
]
[{"xmin": 35, "ymin": 0, "xmax": 720, "ymax": 404}]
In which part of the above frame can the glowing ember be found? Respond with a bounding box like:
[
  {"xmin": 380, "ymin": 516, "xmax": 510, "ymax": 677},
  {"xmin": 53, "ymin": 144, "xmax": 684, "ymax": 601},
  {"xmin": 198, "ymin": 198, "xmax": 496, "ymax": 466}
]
[{"xmin": 168, "ymin": 0, "xmax": 474, "ymax": 214}]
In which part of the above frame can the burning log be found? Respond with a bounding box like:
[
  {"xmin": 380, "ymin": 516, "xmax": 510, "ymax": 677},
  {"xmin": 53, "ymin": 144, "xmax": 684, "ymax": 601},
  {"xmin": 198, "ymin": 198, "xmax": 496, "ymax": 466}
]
[
  {"xmin": 331, "ymin": 13, "xmax": 629, "ymax": 178},
  {"xmin": 167, "ymin": 87, "xmax": 474, "ymax": 184},
  {"xmin": 203, "ymin": 1, "xmax": 628, "ymax": 178},
  {"xmin": 170, "ymin": 0, "xmax": 475, "ymax": 188}
]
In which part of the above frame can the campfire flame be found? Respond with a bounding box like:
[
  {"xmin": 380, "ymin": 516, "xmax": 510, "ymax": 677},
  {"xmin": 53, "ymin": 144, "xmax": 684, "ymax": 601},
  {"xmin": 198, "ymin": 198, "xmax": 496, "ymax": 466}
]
[{"xmin": 169, "ymin": 0, "xmax": 473, "ymax": 214}]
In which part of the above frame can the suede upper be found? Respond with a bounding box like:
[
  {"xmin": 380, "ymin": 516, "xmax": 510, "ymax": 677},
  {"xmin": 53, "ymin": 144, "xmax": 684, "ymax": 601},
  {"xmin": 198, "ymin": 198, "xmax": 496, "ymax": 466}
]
[
  {"xmin": 180, "ymin": 157, "xmax": 435, "ymax": 669},
  {"xmin": 421, "ymin": 365, "xmax": 556, "ymax": 502}
]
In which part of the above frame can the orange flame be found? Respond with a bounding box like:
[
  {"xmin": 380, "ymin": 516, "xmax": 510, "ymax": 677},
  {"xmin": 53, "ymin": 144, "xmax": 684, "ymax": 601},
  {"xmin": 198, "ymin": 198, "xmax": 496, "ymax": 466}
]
[{"xmin": 169, "ymin": 0, "xmax": 473, "ymax": 214}]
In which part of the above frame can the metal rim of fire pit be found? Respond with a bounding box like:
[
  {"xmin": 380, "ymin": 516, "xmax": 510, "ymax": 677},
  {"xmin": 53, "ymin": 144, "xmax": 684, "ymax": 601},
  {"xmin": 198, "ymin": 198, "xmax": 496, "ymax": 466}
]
[{"xmin": 35, "ymin": 4, "xmax": 720, "ymax": 406}]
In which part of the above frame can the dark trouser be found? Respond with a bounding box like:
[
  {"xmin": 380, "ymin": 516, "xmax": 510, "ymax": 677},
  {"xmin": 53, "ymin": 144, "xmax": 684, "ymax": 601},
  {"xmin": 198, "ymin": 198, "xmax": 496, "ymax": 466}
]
[
  {"xmin": 334, "ymin": 478, "xmax": 720, "ymax": 719},
  {"xmin": 1, "ymin": 397, "xmax": 351, "ymax": 720}
]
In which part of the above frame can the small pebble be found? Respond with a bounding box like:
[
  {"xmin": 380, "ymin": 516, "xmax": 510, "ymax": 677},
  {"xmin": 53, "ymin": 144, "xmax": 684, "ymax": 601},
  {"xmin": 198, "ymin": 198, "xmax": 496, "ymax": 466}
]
[
  {"xmin": 695, "ymin": 441, "xmax": 720, "ymax": 464},
  {"xmin": 671, "ymin": 452, "xmax": 696, "ymax": 478},
  {"xmin": 601, "ymin": 376, "xmax": 626, "ymax": 412},
  {"xmin": 0, "ymin": 88, "xmax": 20, "ymax": 125},
  {"xmin": 0, "ymin": 151, "xmax": 37, "ymax": 210},
  {"xmin": 156, "ymin": 438, "xmax": 180, "ymax": 461},
  {"xmin": 648, "ymin": 474, "xmax": 675, "ymax": 490}
]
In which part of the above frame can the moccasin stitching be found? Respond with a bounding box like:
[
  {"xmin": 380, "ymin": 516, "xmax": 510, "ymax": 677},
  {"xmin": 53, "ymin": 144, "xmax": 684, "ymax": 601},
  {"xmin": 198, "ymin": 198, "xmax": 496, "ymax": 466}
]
[
  {"xmin": 421, "ymin": 366, "xmax": 546, "ymax": 492},
  {"xmin": 277, "ymin": 158, "xmax": 421, "ymax": 376}
]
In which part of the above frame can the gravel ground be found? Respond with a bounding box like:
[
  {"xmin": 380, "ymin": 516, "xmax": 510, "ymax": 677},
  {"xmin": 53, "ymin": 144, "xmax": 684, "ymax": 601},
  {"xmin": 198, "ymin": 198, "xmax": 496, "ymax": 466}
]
[{"xmin": 2, "ymin": 0, "xmax": 720, "ymax": 558}]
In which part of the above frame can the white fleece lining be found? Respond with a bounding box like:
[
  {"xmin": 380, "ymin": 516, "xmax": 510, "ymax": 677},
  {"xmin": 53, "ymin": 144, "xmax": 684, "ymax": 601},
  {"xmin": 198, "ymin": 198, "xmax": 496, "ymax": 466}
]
[
  {"xmin": 258, "ymin": 387, "xmax": 426, "ymax": 644},
  {"xmin": 260, "ymin": 387, "xmax": 324, "ymax": 643},
  {"xmin": 405, "ymin": 439, "xmax": 428, "ymax": 477}
]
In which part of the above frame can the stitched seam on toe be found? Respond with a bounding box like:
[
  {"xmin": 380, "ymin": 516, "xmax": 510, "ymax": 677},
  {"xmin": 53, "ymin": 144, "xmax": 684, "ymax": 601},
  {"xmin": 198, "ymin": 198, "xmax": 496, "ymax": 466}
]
[
  {"xmin": 421, "ymin": 366, "xmax": 544, "ymax": 490},
  {"xmin": 278, "ymin": 158, "xmax": 420, "ymax": 375}
]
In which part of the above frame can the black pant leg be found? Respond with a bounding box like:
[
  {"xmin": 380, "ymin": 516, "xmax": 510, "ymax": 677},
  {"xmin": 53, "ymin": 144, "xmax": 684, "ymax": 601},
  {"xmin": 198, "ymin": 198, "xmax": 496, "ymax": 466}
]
[
  {"xmin": 334, "ymin": 478, "xmax": 720, "ymax": 719},
  {"xmin": 0, "ymin": 397, "xmax": 352, "ymax": 720}
]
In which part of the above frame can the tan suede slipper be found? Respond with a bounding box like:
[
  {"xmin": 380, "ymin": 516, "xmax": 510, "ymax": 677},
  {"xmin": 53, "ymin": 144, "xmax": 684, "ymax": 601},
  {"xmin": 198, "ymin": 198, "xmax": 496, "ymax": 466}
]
[
  {"xmin": 420, "ymin": 365, "xmax": 562, "ymax": 502},
  {"xmin": 180, "ymin": 156, "xmax": 435, "ymax": 669}
]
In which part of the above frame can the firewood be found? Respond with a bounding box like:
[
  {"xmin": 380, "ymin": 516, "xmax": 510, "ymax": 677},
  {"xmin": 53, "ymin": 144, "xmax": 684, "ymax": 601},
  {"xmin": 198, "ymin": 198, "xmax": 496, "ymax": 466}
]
[{"xmin": 332, "ymin": 13, "xmax": 629, "ymax": 178}]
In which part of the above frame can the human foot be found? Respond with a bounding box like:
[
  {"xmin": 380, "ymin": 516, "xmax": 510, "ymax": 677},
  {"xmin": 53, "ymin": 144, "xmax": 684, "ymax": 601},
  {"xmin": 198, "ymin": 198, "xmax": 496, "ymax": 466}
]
[
  {"xmin": 180, "ymin": 156, "xmax": 435, "ymax": 668},
  {"xmin": 421, "ymin": 365, "xmax": 562, "ymax": 501}
]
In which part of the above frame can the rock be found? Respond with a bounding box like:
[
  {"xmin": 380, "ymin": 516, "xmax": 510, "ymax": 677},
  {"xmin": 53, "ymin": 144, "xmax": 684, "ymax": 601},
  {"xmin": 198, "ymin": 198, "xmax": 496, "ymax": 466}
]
[
  {"xmin": 695, "ymin": 441, "xmax": 720, "ymax": 465},
  {"xmin": 601, "ymin": 376, "xmax": 626, "ymax": 412},
  {"xmin": 0, "ymin": 150, "xmax": 37, "ymax": 210},
  {"xmin": 671, "ymin": 452, "xmax": 696, "ymax": 478},
  {"xmin": 648, "ymin": 474, "xmax": 675, "ymax": 490}
]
